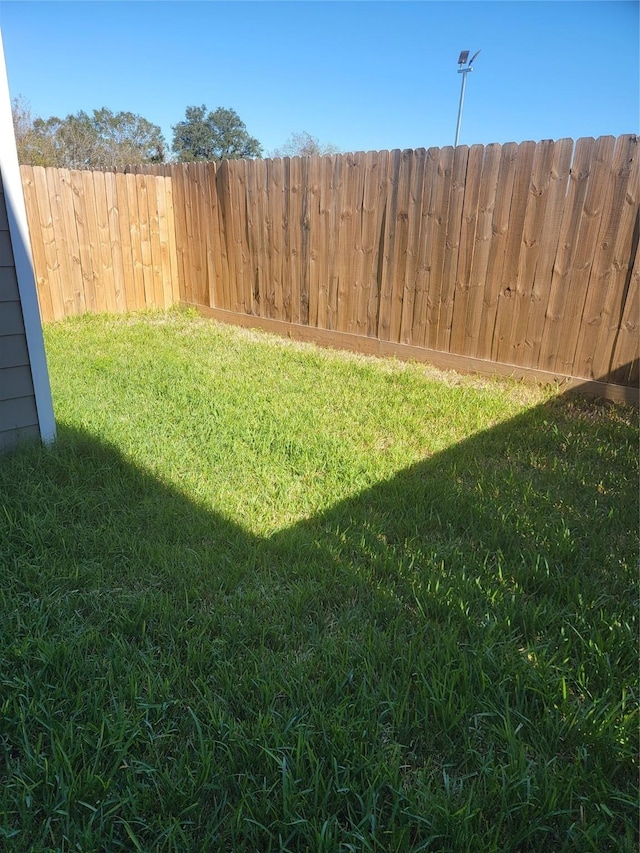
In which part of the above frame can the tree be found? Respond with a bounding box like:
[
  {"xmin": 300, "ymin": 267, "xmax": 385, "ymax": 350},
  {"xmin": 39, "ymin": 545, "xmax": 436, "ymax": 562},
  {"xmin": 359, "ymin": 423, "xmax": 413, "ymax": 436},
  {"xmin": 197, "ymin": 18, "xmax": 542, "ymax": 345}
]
[
  {"xmin": 172, "ymin": 105, "xmax": 262, "ymax": 162},
  {"xmin": 270, "ymin": 131, "xmax": 341, "ymax": 158},
  {"xmin": 11, "ymin": 96, "xmax": 58, "ymax": 166},
  {"xmin": 11, "ymin": 100, "xmax": 166, "ymax": 169}
]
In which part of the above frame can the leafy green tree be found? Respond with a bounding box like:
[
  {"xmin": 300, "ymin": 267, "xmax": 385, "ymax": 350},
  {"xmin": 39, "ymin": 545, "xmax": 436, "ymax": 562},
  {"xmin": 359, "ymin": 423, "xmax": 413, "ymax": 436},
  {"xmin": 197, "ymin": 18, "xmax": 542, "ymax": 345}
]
[
  {"xmin": 172, "ymin": 105, "xmax": 262, "ymax": 162},
  {"xmin": 270, "ymin": 131, "xmax": 341, "ymax": 158},
  {"xmin": 11, "ymin": 96, "xmax": 58, "ymax": 166},
  {"xmin": 12, "ymin": 100, "xmax": 165, "ymax": 169}
]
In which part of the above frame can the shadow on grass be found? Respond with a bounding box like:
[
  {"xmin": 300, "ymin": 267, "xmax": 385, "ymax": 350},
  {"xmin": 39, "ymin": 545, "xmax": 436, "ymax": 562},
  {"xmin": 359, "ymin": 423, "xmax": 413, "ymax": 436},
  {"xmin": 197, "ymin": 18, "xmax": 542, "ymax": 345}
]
[{"xmin": 0, "ymin": 388, "xmax": 637, "ymax": 852}]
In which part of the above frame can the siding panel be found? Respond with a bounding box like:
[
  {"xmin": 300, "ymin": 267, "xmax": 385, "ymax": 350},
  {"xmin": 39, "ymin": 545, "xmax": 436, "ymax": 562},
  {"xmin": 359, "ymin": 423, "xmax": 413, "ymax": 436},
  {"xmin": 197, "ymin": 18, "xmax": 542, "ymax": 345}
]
[{"xmin": 0, "ymin": 394, "xmax": 38, "ymax": 431}]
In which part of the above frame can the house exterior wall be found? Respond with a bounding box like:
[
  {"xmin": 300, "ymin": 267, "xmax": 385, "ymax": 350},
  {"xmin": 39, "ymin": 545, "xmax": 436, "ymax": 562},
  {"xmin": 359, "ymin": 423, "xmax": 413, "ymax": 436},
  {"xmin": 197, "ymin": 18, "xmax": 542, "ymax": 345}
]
[{"xmin": 0, "ymin": 170, "xmax": 40, "ymax": 452}]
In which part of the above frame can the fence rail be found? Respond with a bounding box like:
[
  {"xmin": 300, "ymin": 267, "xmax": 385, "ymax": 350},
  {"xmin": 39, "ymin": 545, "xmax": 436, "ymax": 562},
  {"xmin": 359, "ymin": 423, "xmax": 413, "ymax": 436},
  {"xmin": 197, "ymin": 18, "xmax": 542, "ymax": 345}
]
[{"xmin": 21, "ymin": 134, "xmax": 639, "ymax": 392}]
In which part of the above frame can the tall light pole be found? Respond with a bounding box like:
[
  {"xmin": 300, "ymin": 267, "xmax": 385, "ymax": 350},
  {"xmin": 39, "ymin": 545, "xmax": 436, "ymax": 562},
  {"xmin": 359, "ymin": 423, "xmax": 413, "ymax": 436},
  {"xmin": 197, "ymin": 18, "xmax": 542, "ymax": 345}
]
[{"xmin": 454, "ymin": 49, "xmax": 480, "ymax": 146}]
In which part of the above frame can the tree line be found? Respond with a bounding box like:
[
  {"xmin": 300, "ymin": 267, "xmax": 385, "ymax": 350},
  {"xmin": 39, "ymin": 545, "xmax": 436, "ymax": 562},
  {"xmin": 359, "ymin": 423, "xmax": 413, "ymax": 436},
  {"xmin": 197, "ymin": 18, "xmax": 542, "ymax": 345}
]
[{"xmin": 12, "ymin": 97, "xmax": 340, "ymax": 169}]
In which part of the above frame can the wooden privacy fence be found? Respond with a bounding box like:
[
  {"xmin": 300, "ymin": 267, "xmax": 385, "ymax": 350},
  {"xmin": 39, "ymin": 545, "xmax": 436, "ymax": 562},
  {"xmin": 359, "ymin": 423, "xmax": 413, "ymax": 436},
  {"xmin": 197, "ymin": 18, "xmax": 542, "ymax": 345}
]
[
  {"xmin": 21, "ymin": 134, "xmax": 639, "ymax": 393},
  {"xmin": 20, "ymin": 166, "xmax": 179, "ymax": 319}
]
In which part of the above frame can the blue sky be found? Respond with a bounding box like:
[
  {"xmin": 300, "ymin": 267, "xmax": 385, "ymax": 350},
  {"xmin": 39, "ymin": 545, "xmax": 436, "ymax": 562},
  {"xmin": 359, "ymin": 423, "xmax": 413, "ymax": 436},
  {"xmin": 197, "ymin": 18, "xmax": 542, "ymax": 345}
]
[{"xmin": 1, "ymin": 1, "xmax": 638, "ymax": 156}]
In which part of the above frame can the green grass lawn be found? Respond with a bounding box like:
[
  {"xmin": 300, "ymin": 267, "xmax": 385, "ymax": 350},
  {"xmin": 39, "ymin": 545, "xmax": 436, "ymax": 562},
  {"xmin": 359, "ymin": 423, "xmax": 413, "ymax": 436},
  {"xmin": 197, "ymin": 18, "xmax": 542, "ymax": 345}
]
[{"xmin": 1, "ymin": 309, "xmax": 637, "ymax": 852}]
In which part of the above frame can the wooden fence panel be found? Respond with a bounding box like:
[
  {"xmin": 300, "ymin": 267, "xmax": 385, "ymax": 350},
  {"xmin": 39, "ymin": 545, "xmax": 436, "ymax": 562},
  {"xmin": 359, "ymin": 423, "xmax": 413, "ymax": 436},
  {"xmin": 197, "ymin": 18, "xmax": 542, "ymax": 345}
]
[
  {"xmin": 21, "ymin": 136, "xmax": 639, "ymax": 390},
  {"xmin": 21, "ymin": 166, "xmax": 178, "ymax": 319}
]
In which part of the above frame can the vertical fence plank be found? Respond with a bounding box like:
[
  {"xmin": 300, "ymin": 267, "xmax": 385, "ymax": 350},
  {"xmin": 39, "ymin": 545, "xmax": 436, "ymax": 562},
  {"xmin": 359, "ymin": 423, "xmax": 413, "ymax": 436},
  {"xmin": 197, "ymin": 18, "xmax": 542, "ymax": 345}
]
[
  {"xmin": 449, "ymin": 143, "xmax": 484, "ymax": 354},
  {"xmin": 316, "ymin": 155, "xmax": 333, "ymax": 328},
  {"xmin": 266, "ymin": 157, "xmax": 284, "ymax": 319},
  {"xmin": 377, "ymin": 148, "xmax": 403, "ymax": 342},
  {"xmin": 214, "ymin": 161, "xmax": 232, "ymax": 311},
  {"xmin": 577, "ymin": 134, "xmax": 639, "ymax": 379},
  {"xmin": 551, "ymin": 136, "xmax": 617, "ymax": 376},
  {"xmin": 163, "ymin": 174, "xmax": 180, "ymax": 305},
  {"xmin": 281, "ymin": 157, "xmax": 293, "ymax": 322},
  {"xmin": 289, "ymin": 155, "xmax": 304, "ymax": 324},
  {"xmin": 355, "ymin": 150, "xmax": 381, "ymax": 337},
  {"xmin": 299, "ymin": 155, "xmax": 312, "ymax": 326},
  {"xmin": 365, "ymin": 149, "xmax": 390, "ymax": 338},
  {"xmin": 494, "ymin": 140, "xmax": 554, "ymax": 366},
  {"xmin": 180, "ymin": 164, "xmax": 198, "ymax": 306},
  {"xmin": 399, "ymin": 148, "xmax": 427, "ymax": 345},
  {"xmin": 492, "ymin": 140, "xmax": 538, "ymax": 364},
  {"xmin": 169, "ymin": 164, "xmax": 189, "ymax": 304},
  {"xmin": 92, "ymin": 170, "xmax": 118, "ymax": 313},
  {"xmin": 44, "ymin": 166, "xmax": 76, "ymax": 317},
  {"xmin": 154, "ymin": 175, "xmax": 173, "ymax": 308},
  {"xmin": 21, "ymin": 167, "xmax": 54, "ymax": 323},
  {"xmin": 411, "ymin": 147, "xmax": 440, "ymax": 348},
  {"xmin": 335, "ymin": 153, "xmax": 359, "ymax": 333},
  {"xmin": 124, "ymin": 173, "xmax": 145, "ymax": 309},
  {"xmin": 136, "ymin": 174, "xmax": 155, "ymax": 308},
  {"xmin": 437, "ymin": 144, "xmax": 469, "ymax": 352},
  {"xmin": 102, "ymin": 171, "xmax": 126, "ymax": 313},
  {"xmin": 244, "ymin": 157, "xmax": 260, "ymax": 316},
  {"xmin": 461, "ymin": 143, "xmax": 502, "ymax": 357},
  {"xmin": 325, "ymin": 154, "xmax": 343, "ymax": 330},
  {"xmin": 114, "ymin": 171, "xmax": 136, "ymax": 311},
  {"xmin": 70, "ymin": 170, "xmax": 98, "ymax": 314},
  {"xmin": 146, "ymin": 174, "xmax": 165, "ymax": 308},
  {"xmin": 475, "ymin": 142, "xmax": 519, "ymax": 361},
  {"xmin": 57, "ymin": 169, "xmax": 86, "ymax": 315},
  {"xmin": 424, "ymin": 146, "xmax": 455, "ymax": 350},
  {"xmin": 522, "ymin": 138, "xmax": 574, "ymax": 369},
  {"xmin": 81, "ymin": 170, "xmax": 109, "ymax": 314},
  {"xmin": 203, "ymin": 162, "xmax": 223, "ymax": 311},
  {"xmin": 538, "ymin": 137, "xmax": 596, "ymax": 372},
  {"xmin": 608, "ymin": 229, "xmax": 639, "ymax": 386}
]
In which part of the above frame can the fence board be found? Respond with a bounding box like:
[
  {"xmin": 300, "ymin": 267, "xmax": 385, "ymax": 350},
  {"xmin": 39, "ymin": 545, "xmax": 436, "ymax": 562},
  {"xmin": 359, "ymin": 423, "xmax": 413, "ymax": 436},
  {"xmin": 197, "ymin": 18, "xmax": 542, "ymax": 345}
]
[
  {"xmin": 411, "ymin": 147, "xmax": 440, "ymax": 348},
  {"xmin": 501, "ymin": 139, "xmax": 556, "ymax": 364},
  {"xmin": 21, "ymin": 167, "xmax": 55, "ymax": 323},
  {"xmin": 113, "ymin": 171, "xmax": 136, "ymax": 310},
  {"xmin": 58, "ymin": 169, "xmax": 86, "ymax": 315},
  {"xmin": 123, "ymin": 173, "xmax": 146, "ymax": 308},
  {"xmin": 437, "ymin": 144, "xmax": 468, "ymax": 352},
  {"xmin": 267, "ymin": 157, "xmax": 284, "ymax": 319},
  {"xmin": 281, "ymin": 158, "xmax": 293, "ymax": 322},
  {"xmin": 365, "ymin": 149, "xmax": 390, "ymax": 338},
  {"xmin": 461, "ymin": 143, "xmax": 502, "ymax": 356},
  {"xmin": 492, "ymin": 140, "xmax": 538, "ymax": 364},
  {"xmin": 45, "ymin": 166, "xmax": 76, "ymax": 317},
  {"xmin": 299, "ymin": 156, "xmax": 312, "ymax": 326},
  {"xmin": 522, "ymin": 138, "xmax": 574, "ymax": 368},
  {"xmin": 539, "ymin": 137, "xmax": 595, "ymax": 371},
  {"xmin": 424, "ymin": 145, "xmax": 455, "ymax": 350},
  {"xmin": 577, "ymin": 134, "xmax": 639, "ymax": 379},
  {"xmin": 552, "ymin": 136, "xmax": 617, "ymax": 375},
  {"xmin": 399, "ymin": 148, "xmax": 427, "ymax": 345},
  {"xmin": 449, "ymin": 143, "xmax": 484, "ymax": 354},
  {"xmin": 103, "ymin": 171, "xmax": 126, "ymax": 312}
]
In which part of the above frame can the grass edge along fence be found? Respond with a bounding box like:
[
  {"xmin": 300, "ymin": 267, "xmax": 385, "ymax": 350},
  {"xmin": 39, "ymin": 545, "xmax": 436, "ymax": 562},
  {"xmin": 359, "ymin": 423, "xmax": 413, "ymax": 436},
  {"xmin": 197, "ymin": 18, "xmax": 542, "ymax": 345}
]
[{"xmin": 21, "ymin": 134, "xmax": 639, "ymax": 402}]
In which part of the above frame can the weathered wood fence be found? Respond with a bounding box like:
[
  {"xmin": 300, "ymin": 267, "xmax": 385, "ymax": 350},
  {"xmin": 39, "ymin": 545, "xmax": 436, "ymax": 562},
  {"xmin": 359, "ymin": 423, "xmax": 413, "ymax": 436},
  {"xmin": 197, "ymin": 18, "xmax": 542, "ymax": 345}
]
[
  {"xmin": 21, "ymin": 134, "xmax": 639, "ymax": 394},
  {"xmin": 21, "ymin": 166, "xmax": 179, "ymax": 318}
]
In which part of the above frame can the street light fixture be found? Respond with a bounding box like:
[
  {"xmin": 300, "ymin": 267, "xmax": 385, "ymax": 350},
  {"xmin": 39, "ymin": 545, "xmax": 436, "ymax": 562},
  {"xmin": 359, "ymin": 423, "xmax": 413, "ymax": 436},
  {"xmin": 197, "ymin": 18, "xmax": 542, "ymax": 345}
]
[{"xmin": 454, "ymin": 49, "xmax": 480, "ymax": 146}]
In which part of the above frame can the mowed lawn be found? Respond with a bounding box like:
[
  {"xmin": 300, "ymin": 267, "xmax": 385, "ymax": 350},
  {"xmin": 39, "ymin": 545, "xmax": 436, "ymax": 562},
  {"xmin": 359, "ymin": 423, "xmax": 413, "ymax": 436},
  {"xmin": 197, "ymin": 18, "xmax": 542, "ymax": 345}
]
[{"xmin": 1, "ymin": 310, "xmax": 637, "ymax": 852}]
